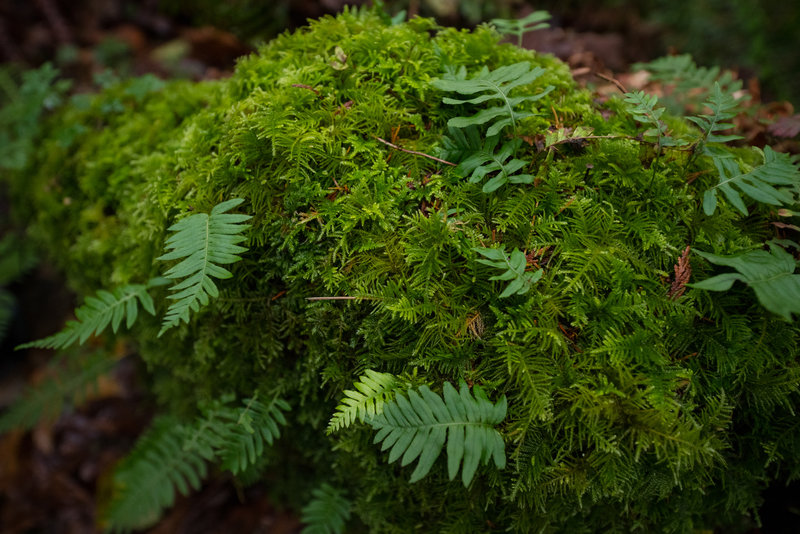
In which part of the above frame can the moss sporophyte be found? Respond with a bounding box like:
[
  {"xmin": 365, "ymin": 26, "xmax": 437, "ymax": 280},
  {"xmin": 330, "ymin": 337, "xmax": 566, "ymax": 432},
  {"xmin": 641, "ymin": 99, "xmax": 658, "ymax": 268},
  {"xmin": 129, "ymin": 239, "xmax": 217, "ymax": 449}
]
[{"xmin": 3, "ymin": 6, "xmax": 800, "ymax": 533}]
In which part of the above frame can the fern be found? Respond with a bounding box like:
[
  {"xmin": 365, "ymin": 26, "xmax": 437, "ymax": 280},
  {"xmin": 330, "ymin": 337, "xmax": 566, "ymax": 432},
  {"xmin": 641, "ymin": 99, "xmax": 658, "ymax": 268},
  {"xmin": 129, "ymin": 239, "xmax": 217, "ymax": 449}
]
[
  {"xmin": 327, "ymin": 369, "xmax": 401, "ymax": 434},
  {"xmin": 16, "ymin": 280, "xmax": 164, "ymax": 350},
  {"xmin": 702, "ymin": 146, "xmax": 800, "ymax": 216},
  {"xmin": 371, "ymin": 381, "xmax": 507, "ymax": 486},
  {"xmin": 104, "ymin": 393, "xmax": 289, "ymax": 531},
  {"xmin": 103, "ymin": 416, "xmax": 209, "ymax": 533},
  {"xmin": 431, "ymin": 62, "xmax": 554, "ymax": 137},
  {"xmin": 301, "ymin": 483, "xmax": 351, "ymax": 534},
  {"xmin": 0, "ymin": 351, "xmax": 115, "ymax": 433},
  {"xmin": 474, "ymin": 246, "xmax": 543, "ymax": 298},
  {"xmin": 491, "ymin": 11, "xmax": 550, "ymax": 47},
  {"xmin": 456, "ymin": 136, "xmax": 534, "ymax": 193},
  {"xmin": 690, "ymin": 242, "xmax": 800, "ymax": 320},
  {"xmin": 686, "ymin": 82, "xmax": 743, "ymax": 145},
  {"xmin": 623, "ymin": 91, "xmax": 678, "ymax": 150},
  {"xmin": 205, "ymin": 395, "xmax": 290, "ymax": 474},
  {"xmin": 158, "ymin": 198, "xmax": 252, "ymax": 335}
]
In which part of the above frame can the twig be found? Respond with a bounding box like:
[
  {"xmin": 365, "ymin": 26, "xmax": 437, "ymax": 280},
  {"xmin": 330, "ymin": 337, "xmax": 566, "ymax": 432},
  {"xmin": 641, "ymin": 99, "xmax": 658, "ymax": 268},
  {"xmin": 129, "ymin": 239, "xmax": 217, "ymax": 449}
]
[
  {"xmin": 292, "ymin": 84, "xmax": 320, "ymax": 95},
  {"xmin": 593, "ymin": 72, "xmax": 627, "ymax": 94},
  {"xmin": 373, "ymin": 136, "xmax": 456, "ymax": 166},
  {"xmin": 306, "ymin": 296, "xmax": 380, "ymax": 301}
]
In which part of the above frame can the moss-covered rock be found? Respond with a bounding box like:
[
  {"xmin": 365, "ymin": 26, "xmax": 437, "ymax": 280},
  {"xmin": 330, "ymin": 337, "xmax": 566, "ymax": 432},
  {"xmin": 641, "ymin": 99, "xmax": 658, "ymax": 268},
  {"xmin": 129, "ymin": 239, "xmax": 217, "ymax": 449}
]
[{"xmin": 5, "ymin": 7, "xmax": 800, "ymax": 533}]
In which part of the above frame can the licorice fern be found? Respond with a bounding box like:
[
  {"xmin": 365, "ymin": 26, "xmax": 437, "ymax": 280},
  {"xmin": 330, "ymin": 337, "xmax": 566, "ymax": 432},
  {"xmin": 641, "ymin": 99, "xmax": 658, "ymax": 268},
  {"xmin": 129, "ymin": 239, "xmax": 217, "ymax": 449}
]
[
  {"xmin": 158, "ymin": 198, "xmax": 251, "ymax": 335},
  {"xmin": 327, "ymin": 369, "xmax": 401, "ymax": 434},
  {"xmin": 371, "ymin": 381, "xmax": 507, "ymax": 486},
  {"xmin": 701, "ymin": 146, "xmax": 800, "ymax": 216},
  {"xmin": 687, "ymin": 82, "xmax": 742, "ymax": 145},
  {"xmin": 491, "ymin": 11, "xmax": 550, "ymax": 47},
  {"xmin": 301, "ymin": 483, "xmax": 351, "ymax": 534},
  {"xmin": 17, "ymin": 280, "xmax": 163, "ymax": 350},
  {"xmin": 104, "ymin": 393, "xmax": 289, "ymax": 531},
  {"xmin": 432, "ymin": 61, "xmax": 553, "ymax": 137},
  {"xmin": 691, "ymin": 242, "xmax": 800, "ymax": 320},
  {"xmin": 456, "ymin": 136, "xmax": 534, "ymax": 193},
  {"xmin": 474, "ymin": 246, "xmax": 543, "ymax": 298},
  {"xmin": 623, "ymin": 91, "xmax": 677, "ymax": 151}
]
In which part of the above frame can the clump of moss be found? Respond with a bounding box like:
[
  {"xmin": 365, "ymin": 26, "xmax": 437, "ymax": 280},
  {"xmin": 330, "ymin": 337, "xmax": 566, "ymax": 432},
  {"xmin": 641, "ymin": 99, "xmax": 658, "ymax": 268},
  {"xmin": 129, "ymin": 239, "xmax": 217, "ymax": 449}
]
[{"xmin": 5, "ymin": 7, "xmax": 800, "ymax": 533}]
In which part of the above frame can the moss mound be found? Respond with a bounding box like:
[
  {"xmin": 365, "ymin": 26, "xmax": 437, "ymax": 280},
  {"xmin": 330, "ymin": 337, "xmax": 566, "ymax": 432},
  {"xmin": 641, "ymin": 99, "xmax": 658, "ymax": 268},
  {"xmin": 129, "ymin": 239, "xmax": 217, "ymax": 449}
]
[{"xmin": 5, "ymin": 7, "xmax": 800, "ymax": 533}]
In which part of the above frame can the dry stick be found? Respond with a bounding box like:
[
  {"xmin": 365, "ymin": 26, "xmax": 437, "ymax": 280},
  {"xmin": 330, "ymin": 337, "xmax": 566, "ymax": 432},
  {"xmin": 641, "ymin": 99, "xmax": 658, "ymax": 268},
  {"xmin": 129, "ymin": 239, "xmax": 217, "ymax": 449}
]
[
  {"xmin": 373, "ymin": 136, "xmax": 456, "ymax": 166},
  {"xmin": 594, "ymin": 72, "xmax": 628, "ymax": 94},
  {"xmin": 306, "ymin": 296, "xmax": 380, "ymax": 301}
]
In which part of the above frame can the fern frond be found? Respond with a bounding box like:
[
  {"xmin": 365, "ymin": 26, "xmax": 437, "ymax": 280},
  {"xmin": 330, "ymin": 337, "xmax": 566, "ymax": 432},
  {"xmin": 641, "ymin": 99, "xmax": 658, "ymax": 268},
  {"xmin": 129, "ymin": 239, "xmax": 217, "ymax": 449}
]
[
  {"xmin": 456, "ymin": 136, "xmax": 533, "ymax": 193},
  {"xmin": 103, "ymin": 416, "xmax": 209, "ymax": 533},
  {"xmin": 16, "ymin": 281, "xmax": 161, "ymax": 350},
  {"xmin": 702, "ymin": 146, "xmax": 800, "ymax": 215},
  {"xmin": 432, "ymin": 62, "xmax": 554, "ymax": 136},
  {"xmin": 301, "ymin": 483, "xmax": 351, "ymax": 534},
  {"xmin": 491, "ymin": 11, "xmax": 550, "ymax": 47},
  {"xmin": 210, "ymin": 395, "xmax": 290, "ymax": 474},
  {"xmin": 690, "ymin": 242, "xmax": 800, "ymax": 320},
  {"xmin": 623, "ymin": 91, "xmax": 677, "ymax": 149},
  {"xmin": 158, "ymin": 198, "xmax": 251, "ymax": 335},
  {"xmin": 0, "ymin": 351, "xmax": 115, "ymax": 433},
  {"xmin": 686, "ymin": 82, "xmax": 742, "ymax": 144},
  {"xmin": 474, "ymin": 246, "xmax": 543, "ymax": 298},
  {"xmin": 327, "ymin": 369, "xmax": 401, "ymax": 434},
  {"xmin": 371, "ymin": 381, "xmax": 507, "ymax": 486}
]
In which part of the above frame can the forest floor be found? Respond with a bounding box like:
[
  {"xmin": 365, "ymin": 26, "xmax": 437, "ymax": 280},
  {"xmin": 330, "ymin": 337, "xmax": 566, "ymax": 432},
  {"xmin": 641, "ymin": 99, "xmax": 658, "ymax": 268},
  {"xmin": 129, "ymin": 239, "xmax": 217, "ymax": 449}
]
[{"xmin": 0, "ymin": 1, "xmax": 798, "ymax": 533}]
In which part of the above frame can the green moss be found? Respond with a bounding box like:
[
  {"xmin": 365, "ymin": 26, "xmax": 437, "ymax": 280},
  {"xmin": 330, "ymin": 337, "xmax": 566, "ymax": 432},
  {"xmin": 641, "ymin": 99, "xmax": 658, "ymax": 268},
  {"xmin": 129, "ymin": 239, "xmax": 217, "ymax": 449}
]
[{"xmin": 5, "ymin": 6, "xmax": 800, "ymax": 533}]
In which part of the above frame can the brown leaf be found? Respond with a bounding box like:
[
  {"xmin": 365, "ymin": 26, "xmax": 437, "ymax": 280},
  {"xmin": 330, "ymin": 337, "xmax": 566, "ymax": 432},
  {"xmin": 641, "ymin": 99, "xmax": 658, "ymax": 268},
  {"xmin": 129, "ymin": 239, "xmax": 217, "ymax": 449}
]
[
  {"xmin": 668, "ymin": 246, "xmax": 692, "ymax": 300},
  {"xmin": 768, "ymin": 114, "xmax": 800, "ymax": 139}
]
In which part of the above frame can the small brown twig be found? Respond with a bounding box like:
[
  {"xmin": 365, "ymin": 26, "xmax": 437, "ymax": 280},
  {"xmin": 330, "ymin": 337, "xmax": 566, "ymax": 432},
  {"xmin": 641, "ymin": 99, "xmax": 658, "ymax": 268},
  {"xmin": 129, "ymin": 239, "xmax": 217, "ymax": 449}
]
[
  {"xmin": 373, "ymin": 136, "xmax": 456, "ymax": 166},
  {"xmin": 291, "ymin": 84, "xmax": 320, "ymax": 95},
  {"xmin": 593, "ymin": 72, "xmax": 627, "ymax": 94}
]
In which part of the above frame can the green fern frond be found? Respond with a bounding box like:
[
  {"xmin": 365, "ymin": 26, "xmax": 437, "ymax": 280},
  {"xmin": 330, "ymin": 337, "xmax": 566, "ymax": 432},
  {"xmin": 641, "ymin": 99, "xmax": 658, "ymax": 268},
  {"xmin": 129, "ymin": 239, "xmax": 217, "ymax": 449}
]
[
  {"xmin": 16, "ymin": 281, "xmax": 162, "ymax": 350},
  {"xmin": 158, "ymin": 198, "xmax": 252, "ymax": 335},
  {"xmin": 432, "ymin": 62, "xmax": 554, "ymax": 137},
  {"xmin": 327, "ymin": 369, "xmax": 401, "ymax": 434},
  {"xmin": 702, "ymin": 146, "xmax": 800, "ymax": 215},
  {"xmin": 491, "ymin": 11, "xmax": 550, "ymax": 47},
  {"xmin": 371, "ymin": 381, "xmax": 507, "ymax": 486},
  {"xmin": 474, "ymin": 246, "xmax": 543, "ymax": 298},
  {"xmin": 210, "ymin": 395, "xmax": 290, "ymax": 474},
  {"xmin": 455, "ymin": 136, "xmax": 534, "ymax": 193},
  {"xmin": 0, "ymin": 351, "xmax": 115, "ymax": 433},
  {"xmin": 686, "ymin": 82, "xmax": 742, "ymax": 144},
  {"xmin": 623, "ymin": 91, "xmax": 677, "ymax": 149},
  {"xmin": 690, "ymin": 242, "xmax": 800, "ymax": 320},
  {"xmin": 301, "ymin": 483, "xmax": 351, "ymax": 534},
  {"xmin": 103, "ymin": 416, "xmax": 209, "ymax": 533}
]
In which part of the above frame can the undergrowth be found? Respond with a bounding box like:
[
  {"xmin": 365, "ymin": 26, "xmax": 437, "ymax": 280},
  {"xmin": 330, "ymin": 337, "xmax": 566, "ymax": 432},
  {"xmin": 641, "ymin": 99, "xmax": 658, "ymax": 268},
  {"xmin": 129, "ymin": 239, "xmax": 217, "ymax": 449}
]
[{"xmin": 1, "ymin": 6, "xmax": 799, "ymax": 533}]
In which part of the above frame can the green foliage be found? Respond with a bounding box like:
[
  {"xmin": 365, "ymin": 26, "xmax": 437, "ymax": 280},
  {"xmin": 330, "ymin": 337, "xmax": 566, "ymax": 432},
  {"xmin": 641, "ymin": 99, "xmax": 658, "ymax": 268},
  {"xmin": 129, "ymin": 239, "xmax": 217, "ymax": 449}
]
[
  {"xmin": 491, "ymin": 10, "xmax": 550, "ymax": 47},
  {"xmin": 327, "ymin": 369, "xmax": 401, "ymax": 434},
  {"xmin": 686, "ymin": 82, "xmax": 743, "ymax": 145},
  {"xmin": 371, "ymin": 381, "xmax": 507, "ymax": 486},
  {"xmin": 158, "ymin": 198, "xmax": 252, "ymax": 335},
  {"xmin": 17, "ymin": 281, "xmax": 161, "ymax": 350},
  {"xmin": 474, "ymin": 246, "xmax": 543, "ymax": 297},
  {"xmin": 0, "ymin": 351, "xmax": 115, "ymax": 433},
  {"xmin": 456, "ymin": 136, "xmax": 534, "ymax": 192},
  {"xmin": 104, "ymin": 393, "xmax": 289, "ymax": 531},
  {"xmin": 432, "ymin": 61, "xmax": 553, "ymax": 136},
  {"xmin": 623, "ymin": 90, "xmax": 677, "ymax": 150},
  {"xmin": 301, "ymin": 483, "xmax": 351, "ymax": 534},
  {"xmin": 691, "ymin": 243, "xmax": 800, "ymax": 320},
  {"xmin": 702, "ymin": 146, "xmax": 800, "ymax": 215}
]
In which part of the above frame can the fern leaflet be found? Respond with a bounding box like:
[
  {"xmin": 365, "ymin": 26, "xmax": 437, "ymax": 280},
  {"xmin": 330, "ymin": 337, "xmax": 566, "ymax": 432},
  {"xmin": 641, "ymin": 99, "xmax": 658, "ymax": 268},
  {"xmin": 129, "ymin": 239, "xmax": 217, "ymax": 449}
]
[
  {"xmin": 474, "ymin": 246, "xmax": 543, "ymax": 298},
  {"xmin": 432, "ymin": 62, "xmax": 554, "ymax": 137},
  {"xmin": 456, "ymin": 136, "xmax": 534, "ymax": 193},
  {"xmin": 371, "ymin": 381, "xmax": 507, "ymax": 486},
  {"xmin": 702, "ymin": 146, "xmax": 800, "ymax": 216},
  {"xmin": 301, "ymin": 483, "xmax": 351, "ymax": 534},
  {"xmin": 158, "ymin": 198, "xmax": 251, "ymax": 335},
  {"xmin": 491, "ymin": 11, "xmax": 550, "ymax": 47},
  {"xmin": 690, "ymin": 242, "xmax": 800, "ymax": 321},
  {"xmin": 623, "ymin": 91, "xmax": 678, "ymax": 150},
  {"xmin": 16, "ymin": 280, "xmax": 163, "ymax": 350},
  {"xmin": 327, "ymin": 370, "xmax": 401, "ymax": 434}
]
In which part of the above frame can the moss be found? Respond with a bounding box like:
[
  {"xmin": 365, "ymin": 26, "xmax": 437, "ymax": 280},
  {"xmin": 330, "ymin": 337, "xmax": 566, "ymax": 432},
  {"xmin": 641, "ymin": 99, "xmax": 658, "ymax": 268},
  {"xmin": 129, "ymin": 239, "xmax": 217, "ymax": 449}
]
[{"xmin": 6, "ymin": 6, "xmax": 800, "ymax": 533}]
